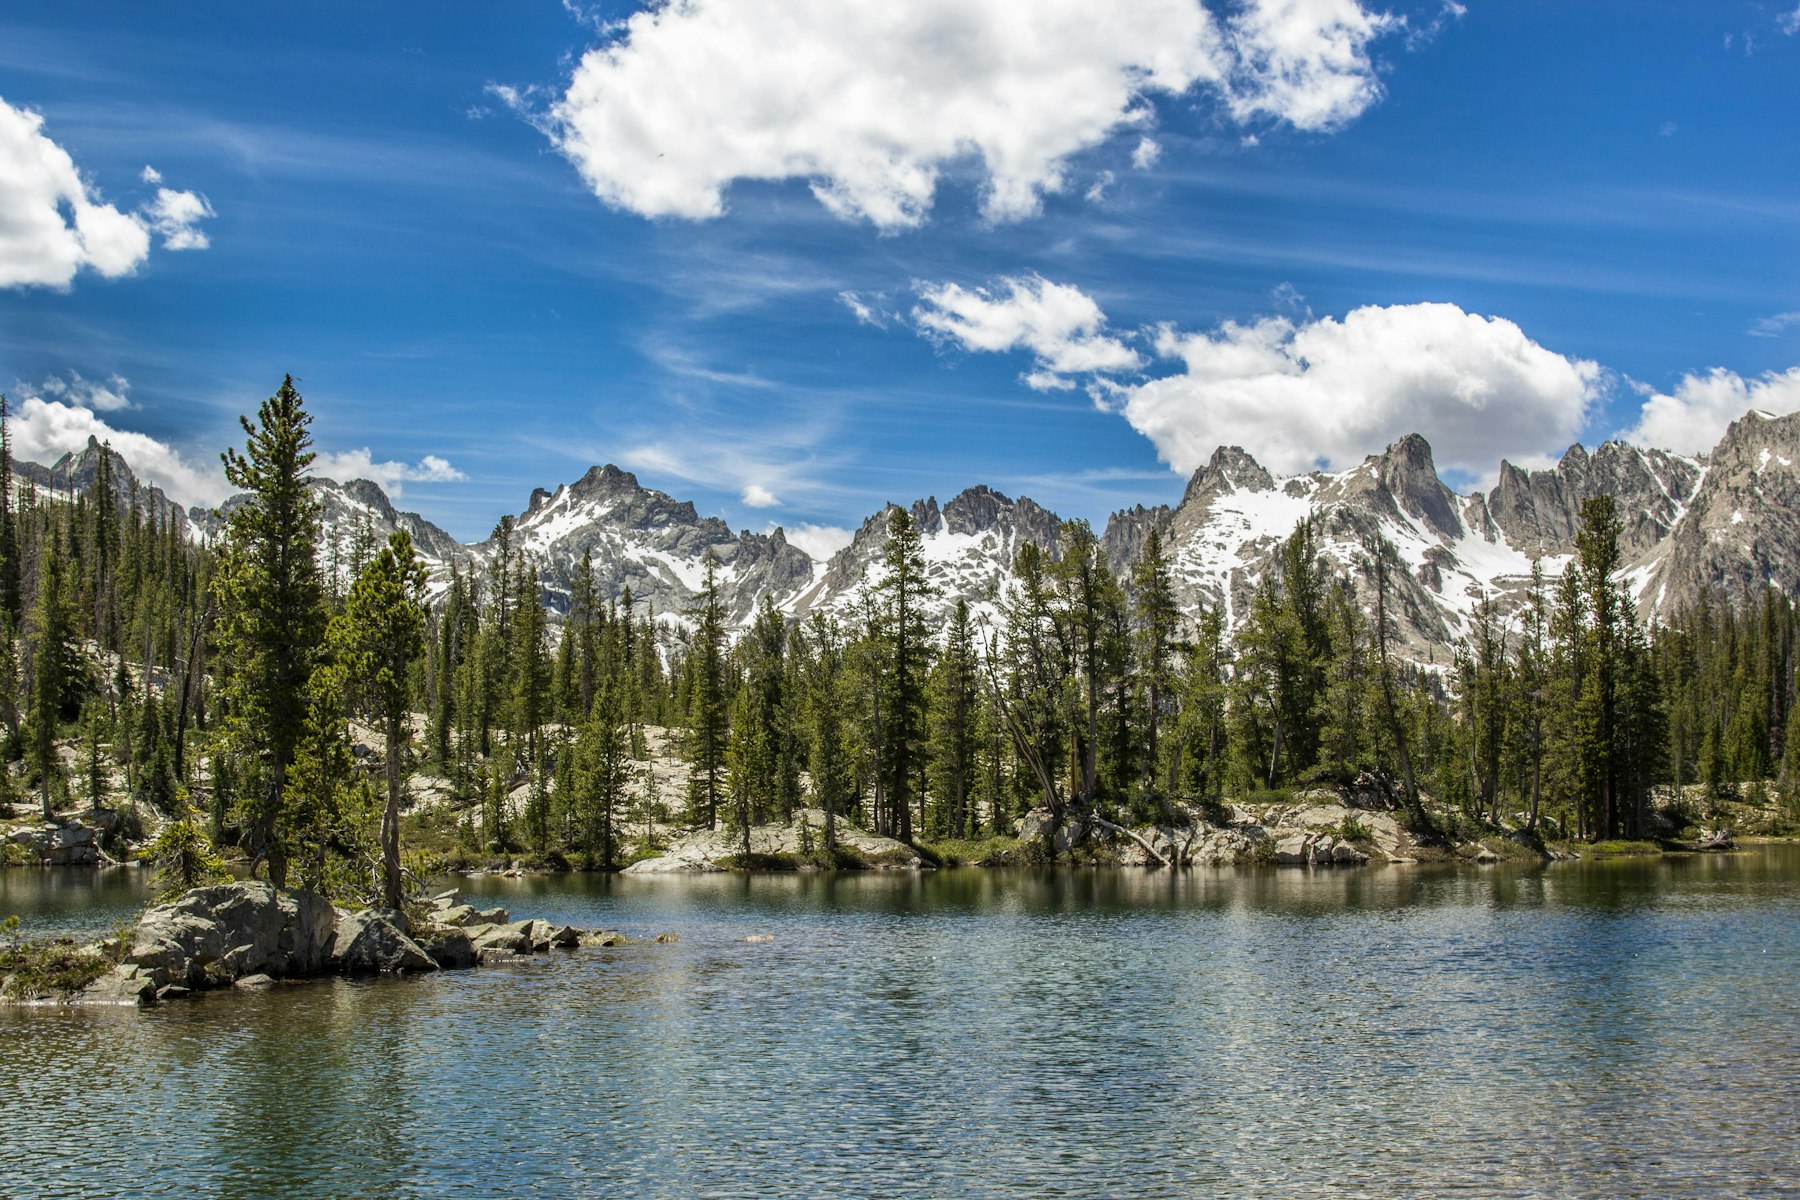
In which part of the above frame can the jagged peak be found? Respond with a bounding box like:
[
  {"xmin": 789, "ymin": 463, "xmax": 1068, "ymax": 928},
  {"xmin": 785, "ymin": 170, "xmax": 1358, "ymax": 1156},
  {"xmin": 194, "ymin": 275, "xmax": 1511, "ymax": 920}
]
[
  {"xmin": 1375, "ymin": 432, "xmax": 1461, "ymax": 540},
  {"xmin": 1181, "ymin": 445, "xmax": 1274, "ymax": 507}
]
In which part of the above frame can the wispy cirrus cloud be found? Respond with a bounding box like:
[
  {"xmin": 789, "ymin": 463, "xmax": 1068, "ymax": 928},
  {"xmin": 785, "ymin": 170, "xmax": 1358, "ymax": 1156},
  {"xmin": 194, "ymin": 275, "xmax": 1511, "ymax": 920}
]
[{"xmin": 1750, "ymin": 311, "xmax": 1800, "ymax": 338}]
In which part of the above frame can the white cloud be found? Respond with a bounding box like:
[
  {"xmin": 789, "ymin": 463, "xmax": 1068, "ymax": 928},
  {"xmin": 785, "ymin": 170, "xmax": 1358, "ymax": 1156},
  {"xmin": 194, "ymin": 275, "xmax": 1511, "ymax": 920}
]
[
  {"xmin": 741, "ymin": 483, "xmax": 780, "ymax": 507},
  {"xmin": 314, "ymin": 449, "xmax": 468, "ymax": 498},
  {"xmin": 914, "ymin": 275, "xmax": 1143, "ymax": 389},
  {"xmin": 34, "ymin": 371, "xmax": 133, "ymax": 412},
  {"xmin": 779, "ymin": 521, "xmax": 854, "ymax": 561},
  {"xmin": 1750, "ymin": 312, "xmax": 1800, "ymax": 338},
  {"xmin": 838, "ymin": 290, "xmax": 893, "ymax": 328},
  {"xmin": 1084, "ymin": 170, "xmax": 1116, "ymax": 202},
  {"xmin": 1781, "ymin": 5, "xmax": 1800, "ymax": 35},
  {"xmin": 546, "ymin": 0, "xmax": 1399, "ymax": 229},
  {"xmin": 0, "ymin": 96, "xmax": 152, "ymax": 288},
  {"xmin": 141, "ymin": 186, "xmax": 215, "ymax": 251},
  {"xmin": 7, "ymin": 394, "xmax": 229, "ymax": 508},
  {"xmin": 1221, "ymin": 0, "xmax": 1398, "ymax": 131},
  {"xmin": 1623, "ymin": 367, "xmax": 1800, "ymax": 454},
  {"xmin": 0, "ymin": 98, "xmax": 216, "ymax": 289},
  {"xmin": 1116, "ymin": 303, "xmax": 1601, "ymax": 482},
  {"xmin": 1131, "ymin": 137, "xmax": 1163, "ymax": 170}
]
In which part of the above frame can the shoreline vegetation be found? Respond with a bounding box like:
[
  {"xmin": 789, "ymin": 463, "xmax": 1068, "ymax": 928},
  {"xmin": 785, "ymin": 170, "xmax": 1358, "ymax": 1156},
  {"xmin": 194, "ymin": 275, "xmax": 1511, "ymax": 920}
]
[{"xmin": 4, "ymin": 378, "xmax": 1800, "ymax": 1001}]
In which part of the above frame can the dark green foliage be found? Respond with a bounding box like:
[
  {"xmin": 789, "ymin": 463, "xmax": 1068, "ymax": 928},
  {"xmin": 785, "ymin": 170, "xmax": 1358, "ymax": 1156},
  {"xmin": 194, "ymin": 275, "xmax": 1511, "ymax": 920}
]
[{"xmin": 213, "ymin": 376, "xmax": 326, "ymax": 886}]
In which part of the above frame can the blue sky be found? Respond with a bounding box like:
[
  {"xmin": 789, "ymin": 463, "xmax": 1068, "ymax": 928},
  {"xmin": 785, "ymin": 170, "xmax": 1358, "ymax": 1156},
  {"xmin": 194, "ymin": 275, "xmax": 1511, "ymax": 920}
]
[{"xmin": 2, "ymin": 0, "xmax": 1797, "ymax": 551}]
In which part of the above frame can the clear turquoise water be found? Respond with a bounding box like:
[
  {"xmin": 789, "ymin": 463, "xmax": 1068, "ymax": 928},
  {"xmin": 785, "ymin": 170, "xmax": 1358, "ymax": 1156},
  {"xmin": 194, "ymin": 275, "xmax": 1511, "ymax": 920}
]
[{"xmin": 4, "ymin": 849, "xmax": 1798, "ymax": 1198}]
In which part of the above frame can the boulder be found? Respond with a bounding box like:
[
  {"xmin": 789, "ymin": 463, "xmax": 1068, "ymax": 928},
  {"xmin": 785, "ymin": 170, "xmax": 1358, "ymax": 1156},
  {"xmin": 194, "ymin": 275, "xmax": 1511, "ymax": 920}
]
[
  {"xmin": 1274, "ymin": 834, "xmax": 1313, "ymax": 865},
  {"xmin": 434, "ymin": 904, "xmax": 480, "ymax": 928},
  {"xmin": 77, "ymin": 965, "xmax": 158, "ymax": 1006},
  {"xmin": 333, "ymin": 908, "xmax": 437, "ymax": 974},
  {"xmin": 126, "ymin": 882, "xmax": 338, "ymax": 989},
  {"xmin": 466, "ymin": 922, "xmax": 531, "ymax": 954},
  {"xmin": 8, "ymin": 821, "xmax": 100, "ymax": 866},
  {"xmin": 1017, "ymin": 807, "xmax": 1057, "ymax": 845},
  {"xmin": 418, "ymin": 929, "xmax": 477, "ymax": 970},
  {"xmin": 234, "ymin": 974, "xmax": 276, "ymax": 990},
  {"xmin": 472, "ymin": 906, "xmax": 510, "ymax": 924},
  {"xmin": 582, "ymin": 930, "xmax": 629, "ymax": 947}
]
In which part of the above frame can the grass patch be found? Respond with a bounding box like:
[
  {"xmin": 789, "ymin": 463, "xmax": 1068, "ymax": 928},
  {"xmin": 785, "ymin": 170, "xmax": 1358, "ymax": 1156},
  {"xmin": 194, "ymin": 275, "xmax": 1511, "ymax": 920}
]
[
  {"xmin": 919, "ymin": 835, "xmax": 1035, "ymax": 866},
  {"xmin": 1576, "ymin": 839, "xmax": 1665, "ymax": 858},
  {"xmin": 716, "ymin": 851, "xmax": 803, "ymax": 872},
  {"xmin": 0, "ymin": 938, "xmax": 111, "ymax": 1000}
]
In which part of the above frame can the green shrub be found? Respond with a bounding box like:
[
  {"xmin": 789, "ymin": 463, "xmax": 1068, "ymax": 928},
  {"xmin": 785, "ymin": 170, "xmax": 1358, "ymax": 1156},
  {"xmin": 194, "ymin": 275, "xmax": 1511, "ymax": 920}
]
[{"xmin": 0, "ymin": 937, "xmax": 111, "ymax": 999}]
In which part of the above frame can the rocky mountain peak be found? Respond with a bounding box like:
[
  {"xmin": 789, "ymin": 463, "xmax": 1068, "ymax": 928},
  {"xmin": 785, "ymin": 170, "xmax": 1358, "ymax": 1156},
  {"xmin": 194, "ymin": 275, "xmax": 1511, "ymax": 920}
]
[
  {"xmin": 1180, "ymin": 445, "xmax": 1275, "ymax": 510},
  {"xmin": 1375, "ymin": 433, "xmax": 1462, "ymax": 541}
]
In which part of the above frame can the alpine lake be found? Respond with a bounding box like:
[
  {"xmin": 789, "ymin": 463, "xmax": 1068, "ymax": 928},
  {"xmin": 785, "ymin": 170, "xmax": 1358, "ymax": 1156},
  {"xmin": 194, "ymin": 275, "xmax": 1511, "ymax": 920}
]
[{"xmin": 3, "ymin": 845, "xmax": 1798, "ymax": 1199}]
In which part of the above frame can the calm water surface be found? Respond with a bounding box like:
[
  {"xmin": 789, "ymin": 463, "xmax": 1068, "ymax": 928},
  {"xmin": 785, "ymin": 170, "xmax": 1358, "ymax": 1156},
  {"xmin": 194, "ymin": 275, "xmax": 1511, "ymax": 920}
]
[{"xmin": 4, "ymin": 848, "xmax": 1798, "ymax": 1198}]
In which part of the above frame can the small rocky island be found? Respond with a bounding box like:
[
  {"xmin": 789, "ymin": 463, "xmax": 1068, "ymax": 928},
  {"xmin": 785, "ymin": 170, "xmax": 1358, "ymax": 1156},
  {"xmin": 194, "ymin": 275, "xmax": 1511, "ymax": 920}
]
[{"xmin": 4, "ymin": 881, "xmax": 670, "ymax": 1007}]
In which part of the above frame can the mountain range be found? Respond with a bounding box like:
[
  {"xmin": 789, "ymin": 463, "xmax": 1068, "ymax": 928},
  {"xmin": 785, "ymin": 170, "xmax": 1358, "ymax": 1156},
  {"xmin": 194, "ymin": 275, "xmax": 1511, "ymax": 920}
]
[{"xmin": 18, "ymin": 407, "xmax": 1800, "ymax": 659}]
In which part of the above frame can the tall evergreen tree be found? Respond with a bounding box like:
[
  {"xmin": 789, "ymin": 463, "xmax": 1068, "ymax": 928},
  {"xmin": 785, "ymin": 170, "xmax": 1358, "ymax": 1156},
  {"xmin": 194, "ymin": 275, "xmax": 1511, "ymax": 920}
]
[
  {"xmin": 684, "ymin": 553, "xmax": 729, "ymax": 829},
  {"xmin": 213, "ymin": 375, "xmax": 326, "ymax": 886},
  {"xmin": 876, "ymin": 507, "xmax": 935, "ymax": 841},
  {"xmin": 329, "ymin": 531, "xmax": 428, "ymax": 908}
]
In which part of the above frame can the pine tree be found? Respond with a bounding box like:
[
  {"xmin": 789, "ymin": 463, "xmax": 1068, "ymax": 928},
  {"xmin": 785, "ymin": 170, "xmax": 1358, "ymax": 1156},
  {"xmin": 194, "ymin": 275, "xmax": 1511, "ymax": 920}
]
[
  {"xmin": 328, "ymin": 530, "xmax": 428, "ymax": 908},
  {"xmin": 1131, "ymin": 526, "xmax": 1179, "ymax": 799},
  {"xmin": 684, "ymin": 554, "xmax": 729, "ymax": 829},
  {"xmin": 876, "ymin": 507, "xmax": 935, "ymax": 841},
  {"xmin": 213, "ymin": 375, "xmax": 326, "ymax": 886},
  {"xmin": 0, "ymin": 394, "xmax": 19, "ymax": 627},
  {"xmin": 25, "ymin": 539, "xmax": 81, "ymax": 819},
  {"xmin": 927, "ymin": 598, "xmax": 980, "ymax": 839},
  {"xmin": 802, "ymin": 614, "xmax": 853, "ymax": 849}
]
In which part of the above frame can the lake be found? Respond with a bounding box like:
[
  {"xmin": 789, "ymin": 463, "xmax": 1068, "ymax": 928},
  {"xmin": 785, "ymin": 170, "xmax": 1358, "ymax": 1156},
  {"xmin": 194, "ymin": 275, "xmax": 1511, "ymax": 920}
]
[{"xmin": 4, "ymin": 847, "xmax": 1798, "ymax": 1198}]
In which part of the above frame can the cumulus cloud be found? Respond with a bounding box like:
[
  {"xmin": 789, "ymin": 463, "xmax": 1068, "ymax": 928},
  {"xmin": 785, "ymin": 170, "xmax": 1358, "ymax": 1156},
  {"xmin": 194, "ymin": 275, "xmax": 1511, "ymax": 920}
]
[
  {"xmin": 0, "ymin": 99, "xmax": 215, "ymax": 288},
  {"xmin": 141, "ymin": 186, "xmax": 215, "ymax": 251},
  {"xmin": 906, "ymin": 279, "xmax": 1603, "ymax": 483},
  {"xmin": 34, "ymin": 371, "xmax": 133, "ymax": 413},
  {"xmin": 1131, "ymin": 137, "xmax": 1163, "ymax": 170},
  {"xmin": 1623, "ymin": 367, "xmax": 1800, "ymax": 454},
  {"xmin": 0, "ymin": 97, "xmax": 151, "ymax": 288},
  {"xmin": 7, "ymin": 394, "xmax": 230, "ymax": 508},
  {"xmin": 1221, "ymin": 0, "xmax": 1398, "ymax": 131},
  {"xmin": 545, "ymin": 0, "xmax": 1400, "ymax": 229},
  {"xmin": 1115, "ymin": 303, "xmax": 1602, "ymax": 481},
  {"xmin": 741, "ymin": 483, "xmax": 780, "ymax": 507},
  {"xmin": 779, "ymin": 521, "xmax": 854, "ymax": 562},
  {"xmin": 314, "ymin": 449, "xmax": 468, "ymax": 498},
  {"xmin": 914, "ymin": 275, "xmax": 1143, "ymax": 389}
]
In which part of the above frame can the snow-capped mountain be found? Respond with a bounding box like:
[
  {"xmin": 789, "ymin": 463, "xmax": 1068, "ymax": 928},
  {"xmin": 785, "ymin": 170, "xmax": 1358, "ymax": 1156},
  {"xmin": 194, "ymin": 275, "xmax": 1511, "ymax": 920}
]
[
  {"xmin": 26, "ymin": 407, "xmax": 1800, "ymax": 657},
  {"xmin": 13, "ymin": 436, "xmax": 192, "ymax": 536},
  {"xmin": 468, "ymin": 464, "xmax": 816, "ymax": 627},
  {"xmin": 787, "ymin": 485, "xmax": 1064, "ymax": 633}
]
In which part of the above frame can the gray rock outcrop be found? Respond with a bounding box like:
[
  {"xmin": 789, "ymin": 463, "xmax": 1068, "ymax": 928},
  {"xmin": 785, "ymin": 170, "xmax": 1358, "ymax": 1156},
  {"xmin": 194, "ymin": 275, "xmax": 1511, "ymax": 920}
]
[
  {"xmin": 333, "ymin": 908, "xmax": 437, "ymax": 974},
  {"xmin": 126, "ymin": 882, "xmax": 338, "ymax": 988}
]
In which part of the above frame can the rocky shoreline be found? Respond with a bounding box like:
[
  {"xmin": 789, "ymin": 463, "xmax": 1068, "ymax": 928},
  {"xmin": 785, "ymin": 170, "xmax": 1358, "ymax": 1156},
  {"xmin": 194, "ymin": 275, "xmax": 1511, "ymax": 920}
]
[{"xmin": 5, "ymin": 881, "xmax": 673, "ymax": 1007}]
